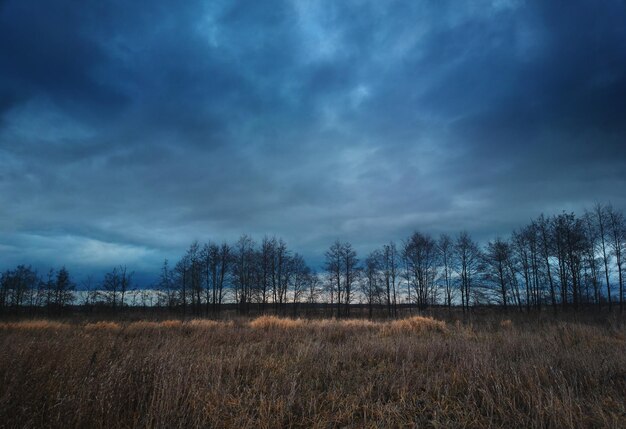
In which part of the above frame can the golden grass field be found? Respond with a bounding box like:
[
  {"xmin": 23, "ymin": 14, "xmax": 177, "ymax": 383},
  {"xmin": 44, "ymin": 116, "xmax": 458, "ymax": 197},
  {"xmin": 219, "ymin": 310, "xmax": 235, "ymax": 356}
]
[{"xmin": 0, "ymin": 315, "xmax": 625, "ymax": 428}]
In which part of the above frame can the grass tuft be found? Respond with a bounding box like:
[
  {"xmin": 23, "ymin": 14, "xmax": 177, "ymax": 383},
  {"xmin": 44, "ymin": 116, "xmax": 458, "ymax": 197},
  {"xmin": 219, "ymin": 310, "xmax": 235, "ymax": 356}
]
[
  {"xmin": 249, "ymin": 315, "xmax": 306, "ymax": 329},
  {"xmin": 84, "ymin": 321, "xmax": 122, "ymax": 332},
  {"xmin": 384, "ymin": 315, "xmax": 448, "ymax": 334}
]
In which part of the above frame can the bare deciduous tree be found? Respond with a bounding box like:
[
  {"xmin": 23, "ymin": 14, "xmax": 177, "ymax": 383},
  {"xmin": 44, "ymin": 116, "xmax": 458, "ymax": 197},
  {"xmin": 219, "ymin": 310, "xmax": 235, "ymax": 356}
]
[
  {"xmin": 595, "ymin": 204, "xmax": 612, "ymax": 310},
  {"xmin": 455, "ymin": 232, "xmax": 481, "ymax": 312},
  {"xmin": 607, "ymin": 205, "xmax": 624, "ymax": 312},
  {"xmin": 437, "ymin": 234, "xmax": 454, "ymax": 310}
]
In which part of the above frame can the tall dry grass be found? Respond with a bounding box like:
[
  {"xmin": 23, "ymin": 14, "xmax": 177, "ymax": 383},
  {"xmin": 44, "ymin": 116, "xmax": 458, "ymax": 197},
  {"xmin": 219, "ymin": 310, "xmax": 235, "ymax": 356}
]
[
  {"xmin": 0, "ymin": 320, "xmax": 70, "ymax": 330},
  {"xmin": 84, "ymin": 321, "xmax": 122, "ymax": 332},
  {"xmin": 0, "ymin": 315, "xmax": 624, "ymax": 428}
]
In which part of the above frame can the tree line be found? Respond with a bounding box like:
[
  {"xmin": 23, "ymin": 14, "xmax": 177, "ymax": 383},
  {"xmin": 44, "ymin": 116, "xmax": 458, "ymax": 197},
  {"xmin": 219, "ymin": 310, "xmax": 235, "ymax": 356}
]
[{"xmin": 1, "ymin": 203, "xmax": 624, "ymax": 317}]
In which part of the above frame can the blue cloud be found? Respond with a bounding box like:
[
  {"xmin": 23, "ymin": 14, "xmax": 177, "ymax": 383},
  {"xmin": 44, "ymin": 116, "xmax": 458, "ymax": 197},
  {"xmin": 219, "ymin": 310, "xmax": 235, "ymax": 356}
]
[{"xmin": 1, "ymin": 0, "xmax": 625, "ymax": 281}]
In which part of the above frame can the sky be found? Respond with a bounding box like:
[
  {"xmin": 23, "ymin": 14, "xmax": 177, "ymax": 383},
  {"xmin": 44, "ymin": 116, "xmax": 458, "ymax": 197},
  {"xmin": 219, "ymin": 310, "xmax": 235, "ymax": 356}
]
[{"xmin": 1, "ymin": 0, "xmax": 626, "ymax": 284}]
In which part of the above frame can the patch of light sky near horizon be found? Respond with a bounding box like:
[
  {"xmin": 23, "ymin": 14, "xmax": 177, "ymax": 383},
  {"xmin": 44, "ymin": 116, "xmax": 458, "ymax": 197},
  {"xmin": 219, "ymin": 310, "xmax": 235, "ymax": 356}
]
[{"xmin": 1, "ymin": 233, "xmax": 156, "ymax": 271}]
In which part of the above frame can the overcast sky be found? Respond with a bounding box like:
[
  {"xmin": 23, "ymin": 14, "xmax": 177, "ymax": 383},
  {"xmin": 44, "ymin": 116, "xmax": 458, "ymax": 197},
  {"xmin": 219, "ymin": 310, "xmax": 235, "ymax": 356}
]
[{"xmin": 1, "ymin": 0, "xmax": 625, "ymax": 283}]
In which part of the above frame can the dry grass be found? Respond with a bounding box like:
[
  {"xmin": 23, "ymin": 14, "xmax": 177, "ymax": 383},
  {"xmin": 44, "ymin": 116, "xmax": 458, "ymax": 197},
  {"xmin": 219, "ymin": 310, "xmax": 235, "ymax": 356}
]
[
  {"xmin": 125, "ymin": 320, "xmax": 162, "ymax": 331},
  {"xmin": 249, "ymin": 315, "xmax": 306, "ymax": 329},
  {"xmin": 84, "ymin": 321, "xmax": 122, "ymax": 332},
  {"xmin": 499, "ymin": 319, "xmax": 513, "ymax": 329},
  {"xmin": 125, "ymin": 320, "xmax": 184, "ymax": 332},
  {"xmin": 159, "ymin": 320, "xmax": 183, "ymax": 329},
  {"xmin": 0, "ymin": 320, "xmax": 70, "ymax": 330},
  {"xmin": 0, "ymin": 315, "xmax": 624, "ymax": 428},
  {"xmin": 187, "ymin": 319, "xmax": 226, "ymax": 329},
  {"xmin": 384, "ymin": 315, "xmax": 448, "ymax": 334},
  {"xmin": 248, "ymin": 315, "xmax": 445, "ymax": 334}
]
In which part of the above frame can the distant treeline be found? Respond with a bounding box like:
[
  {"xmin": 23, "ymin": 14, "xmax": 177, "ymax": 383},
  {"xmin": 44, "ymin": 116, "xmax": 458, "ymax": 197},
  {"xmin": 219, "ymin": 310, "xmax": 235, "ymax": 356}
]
[{"xmin": 1, "ymin": 203, "xmax": 624, "ymax": 317}]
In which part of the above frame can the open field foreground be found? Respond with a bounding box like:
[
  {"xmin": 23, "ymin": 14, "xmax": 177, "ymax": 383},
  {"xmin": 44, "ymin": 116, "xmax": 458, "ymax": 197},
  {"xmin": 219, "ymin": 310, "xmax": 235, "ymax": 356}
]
[{"xmin": 1, "ymin": 316, "xmax": 625, "ymax": 428}]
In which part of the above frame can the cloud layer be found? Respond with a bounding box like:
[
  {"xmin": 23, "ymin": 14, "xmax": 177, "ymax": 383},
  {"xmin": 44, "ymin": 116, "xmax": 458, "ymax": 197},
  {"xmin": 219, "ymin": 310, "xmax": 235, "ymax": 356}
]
[{"xmin": 1, "ymin": 0, "xmax": 626, "ymax": 280}]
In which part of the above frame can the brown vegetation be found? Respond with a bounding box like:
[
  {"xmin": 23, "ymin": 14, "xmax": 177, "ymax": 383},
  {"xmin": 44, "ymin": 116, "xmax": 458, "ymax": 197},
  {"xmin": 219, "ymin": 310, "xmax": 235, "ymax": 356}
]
[
  {"xmin": 0, "ymin": 315, "xmax": 624, "ymax": 428},
  {"xmin": 0, "ymin": 320, "xmax": 70, "ymax": 331}
]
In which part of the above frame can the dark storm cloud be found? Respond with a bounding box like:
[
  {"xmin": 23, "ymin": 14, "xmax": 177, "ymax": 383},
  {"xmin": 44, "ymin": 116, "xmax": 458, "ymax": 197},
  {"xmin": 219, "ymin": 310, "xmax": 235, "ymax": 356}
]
[{"xmin": 1, "ymin": 0, "xmax": 625, "ymax": 280}]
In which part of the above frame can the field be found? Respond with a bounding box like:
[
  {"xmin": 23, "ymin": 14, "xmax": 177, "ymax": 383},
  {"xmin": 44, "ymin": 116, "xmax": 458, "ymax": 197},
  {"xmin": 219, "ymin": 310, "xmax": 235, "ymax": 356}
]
[{"xmin": 0, "ymin": 313, "xmax": 625, "ymax": 428}]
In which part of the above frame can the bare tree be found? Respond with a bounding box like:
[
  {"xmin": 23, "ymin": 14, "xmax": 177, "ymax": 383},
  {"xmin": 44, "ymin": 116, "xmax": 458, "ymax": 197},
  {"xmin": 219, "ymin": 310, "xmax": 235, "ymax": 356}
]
[
  {"xmin": 595, "ymin": 204, "xmax": 612, "ymax": 310},
  {"xmin": 217, "ymin": 243, "xmax": 231, "ymax": 313},
  {"xmin": 174, "ymin": 255, "xmax": 190, "ymax": 316},
  {"xmin": 325, "ymin": 241, "xmax": 343, "ymax": 317},
  {"xmin": 324, "ymin": 241, "xmax": 359, "ymax": 317},
  {"xmin": 363, "ymin": 250, "xmax": 383, "ymax": 318},
  {"xmin": 202, "ymin": 242, "xmax": 230, "ymax": 315},
  {"xmin": 382, "ymin": 241, "xmax": 399, "ymax": 317},
  {"xmin": 403, "ymin": 232, "xmax": 438, "ymax": 309},
  {"xmin": 483, "ymin": 238, "xmax": 514, "ymax": 309},
  {"xmin": 455, "ymin": 232, "xmax": 481, "ymax": 312},
  {"xmin": 512, "ymin": 228, "xmax": 532, "ymax": 310},
  {"xmin": 259, "ymin": 237, "xmax": 275, "ymax": 312},
  {"xmin": 80, "ymin": 275, "xmax": 97, "ymax": 307},
  {"xmin": 95, "ymin": 267, "xmax": 127, "ymax": 310},
  {"xmin": 437, "ymin": 234, "xmax": 454, "ymax": 309},
  {"xmin": 607, "ymin": 205, "xmax": 624, "ymax": 312},
  {"xmin": 305, "ymin": 271, "xmax": 323, "ymax": 314},
  {"xmin": 102, "ymin": 267, "xmax": 120, "ymax": 309},
  {"xmin": 341, "ymin": 242, "xmax": 359, "ymax": 317},
  {"xmin": 583, "ymin": 212, "xmax": 602, "ymax": 308},
  {"xmin": 537, "ymin": 214, "xmax": 558, "ymax": 312},
  {"xmin": 183, "ymin": 242, "xmax": 202, "ymax": 316},
  {"xmin": 290, "ymin": 253, "xmax": 310, "ymax": 317},
  {"xmin": 158, "ymin": 259, "xmax": 176, "ymax": 309},
  {"xmin": 0, "ymin": 266, "xmax": 39, "ymax": 312},
  {"xmin": 553, "ymin": 212, "xmax": 587, "ymax": 310},
  {"xmin": 552, "ymin": 214, "xmax": 571, "ymax": 308},
  {"xmin": 118, "ymin": 265, "xmax": 133, "ymax": 309},
  {"xmin": 54, "ymin": 267, "xmax": 75, "ymax": 309},
  {"xmin": 233, "ymin": 235, "xmax": 255, "ymax": 314},
  {"xmin": 274, "ymin": 239, "xmax": 290, "ymax": 313}
]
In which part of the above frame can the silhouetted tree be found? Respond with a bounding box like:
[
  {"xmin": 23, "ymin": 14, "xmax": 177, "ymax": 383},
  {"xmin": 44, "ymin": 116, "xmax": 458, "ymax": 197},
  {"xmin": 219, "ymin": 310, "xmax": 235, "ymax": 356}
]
[
  {"xmin": 437, "ymin": 234, "xmax": 454, "ymax": 309},
  {"xmin": 483, "ymin": 238, "xmax": 514, "ymax": 309},
  {"xmin": 607, "ymin": 205, "xmax": 624, "ymax": 312},
  {"xmin": 363, "ymin": 250, "xmax": 383, "ymax": 318},
  {"xmin": 203, "ymin": 242, "xmax": 230, "ymax": 315},
  {"xmin": 583, "ymin": 212, "xmax": 602, "ymax": 308},
  {"xmin": 325, "ymin": 240, "xmax": 343, "ymax": 317},
  {"xmin": 259, "ymin": 237, "xmax": 274, "ymax": 312},
  {"xmin": 290, "ymin": 253, "xmax": 310, "ymax": 317},
  {"xmin": 341, "ymin": 242, "xmax": 359, "ymax": 317},
  {"xmin": 404, "ymin": 232, "xmax": 438, "ymax": 309},
  {"xmin": 53, "ymin": 267, "xmax": 75, "ymax": 310},
  {"xmin": 233, "ymin": 235, "xmax": 255, "ymax": 314},
  {"xmin": 0, "ymin": 265, "xmax": 39, "ymax": 311},
  {"xmin": 455, "ymin": 232, "xmax": 481, "ymax": 312},
  {"xmin": 158, "ymin": 259, "xmax": 176, "ymax": 309},
  {"xmin": 595, "ymin": 204, "xmax": 612, "ymax": 310},
  {"xmin": 102, "ymin": 267, "xmax": 121, "ymax": 309},
  {"xmin": 382, "ymin": 241, "xmax": 399, "ymax": 317},
  {"xmin": 537, "ymin": 214, "xmax": 558, "ymax": 312},
  {"xmin": 117, "ymin": 265, "xmax": 133, "ymax": 309},
  {"xmin": 306, "ymin": 270, "xmax": 323, "ymax": 314}
]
